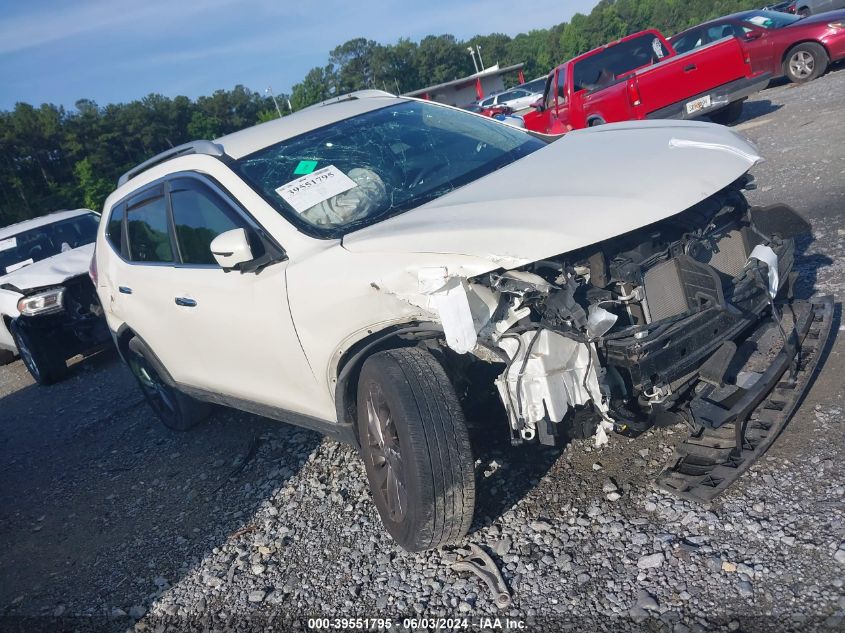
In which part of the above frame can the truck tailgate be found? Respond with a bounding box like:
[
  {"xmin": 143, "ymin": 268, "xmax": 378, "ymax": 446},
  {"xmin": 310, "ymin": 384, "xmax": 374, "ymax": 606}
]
[{"xmin": 636, "ymin": 37, "xmax": 750, "ymax": 115}]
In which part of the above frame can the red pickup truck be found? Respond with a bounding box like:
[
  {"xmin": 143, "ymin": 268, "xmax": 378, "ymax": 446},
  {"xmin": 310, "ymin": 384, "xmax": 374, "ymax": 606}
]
[{"xmin": 523, "ymin": 29, "xmax": 771, "ymax": 134}]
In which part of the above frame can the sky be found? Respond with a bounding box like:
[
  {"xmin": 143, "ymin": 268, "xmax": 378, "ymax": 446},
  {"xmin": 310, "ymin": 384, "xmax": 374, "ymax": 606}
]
[{"xmin": 0, "ymin": 0, "xmax": 598, "ymax": 111}]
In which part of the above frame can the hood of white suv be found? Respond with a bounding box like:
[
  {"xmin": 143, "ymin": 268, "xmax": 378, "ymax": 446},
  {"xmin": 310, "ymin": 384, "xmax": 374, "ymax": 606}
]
[
  {"xmin": 342, "ymin": 120, "xmax": 761, "ymax": 269},
  {"xmin": 0, "ymin": 243, "xmax": 94, "ymax": 293}
]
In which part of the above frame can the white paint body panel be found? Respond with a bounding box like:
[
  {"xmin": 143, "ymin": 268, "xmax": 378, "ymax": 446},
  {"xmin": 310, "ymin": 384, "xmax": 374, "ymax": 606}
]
[{"xmin": 95, "ymin": 95, "xmax": 761, "ymax": 424}]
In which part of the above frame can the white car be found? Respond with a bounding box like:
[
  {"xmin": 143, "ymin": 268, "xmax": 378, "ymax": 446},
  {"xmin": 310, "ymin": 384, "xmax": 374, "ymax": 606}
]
[
  {"xmin": 0, "ymin": 209, "xmax": 110, "ymax": 383},
  {"xmin": 94, "ymin": 90, "xmax": 828, "ymax": 550},
  {"xmin": 478, "ymin": 87, "xmax": 540, "ymax": 111}
]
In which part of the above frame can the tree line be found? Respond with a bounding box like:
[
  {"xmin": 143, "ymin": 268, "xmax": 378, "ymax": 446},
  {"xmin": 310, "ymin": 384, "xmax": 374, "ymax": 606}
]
[{"xmin": 0, "ymin": 0, "xmax": 757, "ymax": 226}]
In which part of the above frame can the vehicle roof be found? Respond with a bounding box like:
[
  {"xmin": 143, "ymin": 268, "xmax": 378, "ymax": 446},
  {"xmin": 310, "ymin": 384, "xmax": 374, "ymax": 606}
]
[
  {"xmin": 672, "ymin": 10, "xmax": 791, "ymax": 36},
  {"xmin": 215, "ymin": 90, "xmax": 407, "ymax": 160},
  {"xmin": 0, "ymin": 209, "xmax": 96, "ymax": 240}
]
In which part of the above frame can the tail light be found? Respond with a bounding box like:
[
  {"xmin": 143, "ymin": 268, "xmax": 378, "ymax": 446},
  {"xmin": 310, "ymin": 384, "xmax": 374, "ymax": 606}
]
[
  {"xmin": 626, "ymin": 76, "xmax": 641, "ymax": 107},
  {"xmin": 89, "ymin": 251, "xmax": 98, "ymax": 285}
]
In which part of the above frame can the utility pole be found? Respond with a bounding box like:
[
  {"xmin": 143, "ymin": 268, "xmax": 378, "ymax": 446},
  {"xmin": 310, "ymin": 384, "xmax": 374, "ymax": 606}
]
[
  {"xmin": 467, "ymin": 47, "xmax": 479, "ymax": 73},
  {"xmin": 476, "ymin": 45, "xmax": 485, "ymax": 71},
  {"xmin": 265, "ymin": 86, "xmax": 283, "ymax": 118}
]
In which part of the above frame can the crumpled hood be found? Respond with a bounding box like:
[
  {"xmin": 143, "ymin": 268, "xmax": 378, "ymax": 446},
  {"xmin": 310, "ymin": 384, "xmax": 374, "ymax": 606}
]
[
  {"xmin": 343, "ymin": 120, "xmax": 761, "ymax": 269},
  {"xmin": 0, "ymin": 243, "xmax": 94, "ymax": 292}
]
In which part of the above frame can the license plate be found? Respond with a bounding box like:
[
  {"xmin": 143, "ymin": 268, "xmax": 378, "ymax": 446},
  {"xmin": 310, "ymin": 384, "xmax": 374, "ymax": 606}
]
[{"xmin": 686, "ymin": 95, "xmax": 712, "ymax": 115}]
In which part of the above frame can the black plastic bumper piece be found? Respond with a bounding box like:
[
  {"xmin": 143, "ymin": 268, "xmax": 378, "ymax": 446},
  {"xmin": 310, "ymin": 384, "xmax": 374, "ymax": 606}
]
[{"xmin": 657, "ymin": 296, "xmax": 834, "ymax": 503}]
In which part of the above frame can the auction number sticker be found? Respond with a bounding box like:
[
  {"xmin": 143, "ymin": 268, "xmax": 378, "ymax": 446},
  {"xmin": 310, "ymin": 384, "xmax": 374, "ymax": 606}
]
[
  {"xmin": 275, "ymin": 165, "xmax": 357, "ymax": 213},
  {"xmin": 0, "ymin": 237, "xmax": 16, "ymax": 252}
]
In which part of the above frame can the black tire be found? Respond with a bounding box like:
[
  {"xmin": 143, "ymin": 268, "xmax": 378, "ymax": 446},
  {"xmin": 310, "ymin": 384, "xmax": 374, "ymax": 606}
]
[
  {"xmin": 9, "ymin": 320, "xmax": 68, "ymax": 385},
  {"xmin": 0, "ymin": 348, "xmax": 15, "ymax": 366},
  {"xmin": 797, "ymin": 7, "xmax": 811, "ymax": 17},
  {"xmin": 709, "ymin": 100, "xmax": 744, "ymax": 126},
  {"xmin": 783, "ymin": 42, "xmax": 828, "ymax": 84},
  {"xmin": 357, "ymin": 347, "xmax": 475, "ymax": 551},
  {"xmin": 126, "ymin": 337, "xmax": 210, "ymax": 431},
  {"xmin": 587, "ymin": 117, "xmax": 606, "ymax": 127}
]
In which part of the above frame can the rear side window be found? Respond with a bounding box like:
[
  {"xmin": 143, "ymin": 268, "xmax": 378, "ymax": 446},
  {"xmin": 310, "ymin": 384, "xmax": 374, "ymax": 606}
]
[
  {"xmin": 573, "ymin": 34, "xmax": 670, "ymax": 91},
  {"xmin": 169, "ymin": 179, "xmax": 247, "ymax": 265},
  {"xmin": 126, "ymin": 194, "xmax": 173, "ymax": 263}
]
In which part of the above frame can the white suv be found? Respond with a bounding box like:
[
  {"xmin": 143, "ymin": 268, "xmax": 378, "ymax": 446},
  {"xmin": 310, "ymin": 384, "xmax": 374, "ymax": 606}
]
[{"xmin": 94, "ymin": 90, "xmax": 824, "ymax": 550}]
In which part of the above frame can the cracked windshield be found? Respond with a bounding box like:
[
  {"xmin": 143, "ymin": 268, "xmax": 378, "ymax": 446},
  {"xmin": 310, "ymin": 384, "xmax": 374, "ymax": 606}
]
[{"xmin": 233, "ymin": 101, "xmax": 544, "ymax": 234}]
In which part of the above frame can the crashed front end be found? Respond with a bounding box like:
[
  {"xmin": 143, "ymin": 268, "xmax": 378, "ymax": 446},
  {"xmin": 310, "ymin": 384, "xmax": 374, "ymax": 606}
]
[
  {"xmin": 423, "ymin": 176, "xmax": 832, "ymax": 498},
  {"xmin": 8, "ymin": 274, "xmax": 110, "ymax": 356}
]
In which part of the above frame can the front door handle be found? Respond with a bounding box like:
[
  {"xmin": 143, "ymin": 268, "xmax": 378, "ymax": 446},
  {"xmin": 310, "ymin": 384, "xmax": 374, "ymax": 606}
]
[
  {"xmin": 118, "ymin": 286, "xmax": 132, "ymax": 294},
  {"xmin": 174, "ymin": 297, "xmax": 197, "ymax": 307},
  {"xmin": 683, "ymin": 64, "xmax": 697, "ymax": 72}
]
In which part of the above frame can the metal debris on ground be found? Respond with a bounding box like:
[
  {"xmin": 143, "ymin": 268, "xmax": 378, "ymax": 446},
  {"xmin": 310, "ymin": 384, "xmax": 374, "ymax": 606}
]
[{"xmin": 450, "ymin": 543, "xmax": 511, "ymax": 609}]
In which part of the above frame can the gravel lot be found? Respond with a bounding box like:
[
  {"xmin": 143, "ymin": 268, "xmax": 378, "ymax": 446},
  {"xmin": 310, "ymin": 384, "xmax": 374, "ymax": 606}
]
[{"xmin": 1, "ymin": 68, "xmax": 844, "ymax": 633}]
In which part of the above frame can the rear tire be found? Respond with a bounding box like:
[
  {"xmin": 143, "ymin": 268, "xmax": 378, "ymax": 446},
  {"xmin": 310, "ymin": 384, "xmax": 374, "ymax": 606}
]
[
  {"xmin": 0, "ymin": 348, "xmax": 15, "ymax": 366},
  {"xmin": 783, "ymin": 42, "xmax": 828, "ymax": 84},
  {"xmin": 10, "ymin": 320, "xmax": 68, "ymax": 385},
  {"xmin": 709, "ymin": 100, "xmax": 744, "ymax": 126},
  {"xmin": 126, "ymin": 337, "xmax": 210, "ymax": 431},
  {"xmin": 357, "ymin": 347, "xmax": 475, "ymax": 551}
]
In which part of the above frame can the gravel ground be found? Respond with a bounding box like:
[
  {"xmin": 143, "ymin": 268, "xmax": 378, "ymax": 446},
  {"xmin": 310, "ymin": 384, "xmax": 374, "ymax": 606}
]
[{"xmin": 1, "ymin": 68, "xmax": 844, "ymax": 633}]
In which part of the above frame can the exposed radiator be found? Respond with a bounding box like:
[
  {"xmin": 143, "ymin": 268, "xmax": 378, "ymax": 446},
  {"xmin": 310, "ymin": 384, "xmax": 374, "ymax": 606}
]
[
  {"xmin": 691, "ymin": 228, "xmax": 758, "ymax": 278},
  {"xmin": 643, "ymin": 255, "xmax": 725, "ymax": 323}
]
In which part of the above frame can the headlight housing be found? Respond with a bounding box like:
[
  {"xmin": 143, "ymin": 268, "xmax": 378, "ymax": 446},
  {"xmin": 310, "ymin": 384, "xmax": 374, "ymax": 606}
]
[
  {"xmin": 829, "ymin": 21, "xmax": 845, "ymax": 29},
  {"xmin": 17, "ymin": 288, "xmax": 65, "ymax": 316}
]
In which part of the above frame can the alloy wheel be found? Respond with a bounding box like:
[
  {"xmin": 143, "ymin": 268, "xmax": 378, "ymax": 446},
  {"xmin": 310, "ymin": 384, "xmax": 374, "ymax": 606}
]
[
  {"xmin": 130, "ymin": 354, "xmax": 177, "ymax": 421},
  {"xmin": 365, "ymin": 383, "xmax": 407, "ymax": 522},
  {"xmin": 15, "ymin": 334, "xmax": 40, "ymax": 381},
  {"xmin": 789, "ymin": 51, "xmax": 814, "ymax": 79}
]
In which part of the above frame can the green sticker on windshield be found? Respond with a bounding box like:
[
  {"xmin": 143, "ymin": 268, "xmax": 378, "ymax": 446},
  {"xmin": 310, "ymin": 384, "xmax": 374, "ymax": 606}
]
[{"xmin": 293, "ymin": 160, "xmax": 318, "ymax": 175}]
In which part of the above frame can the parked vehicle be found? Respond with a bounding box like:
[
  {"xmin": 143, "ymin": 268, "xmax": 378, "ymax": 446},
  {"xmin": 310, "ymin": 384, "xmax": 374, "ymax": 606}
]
[
  {"xmin": 519, "ymin": 76, "xmax": 549, "ymax": 94},
  {"xmin": 523, "ymin": 29, "xmax": 770, "ymax": 134},
  {"xmin": 0, "ymin": 209, "xmax": 110, "ymax": 383},
  {"xmin": 763, "ymin": 1, "xmax": 797, "ymax": 12},
  {"xmin": 478, "ymin": 86, "xmax": 540, "ymax": 111},
  {"xmin": 95, "ymin": 90, "xmax": 831, "ymax": 550},
  {"xmin": 461, "ymin": 102, "xmax": 514, "ymax": 117},
  {"xmin": 792, "ymin": 0, "xmax": 845, "ymax": 16},
  {"xmin": 671, "ymin": 9, "xmax": 845, "ymax": 83}
]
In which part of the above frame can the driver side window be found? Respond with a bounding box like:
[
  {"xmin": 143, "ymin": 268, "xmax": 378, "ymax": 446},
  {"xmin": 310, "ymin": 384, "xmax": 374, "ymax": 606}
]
[{"xmin": 169, "ymin": 178, "xmax": 250, "ymax": 266}]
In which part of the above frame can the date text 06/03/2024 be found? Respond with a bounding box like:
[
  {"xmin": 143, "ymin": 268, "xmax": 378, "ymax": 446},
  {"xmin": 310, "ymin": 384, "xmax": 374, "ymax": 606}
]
[{"xmin": 305, "ymin": 617, "xmax": 527, "ymax": 630}]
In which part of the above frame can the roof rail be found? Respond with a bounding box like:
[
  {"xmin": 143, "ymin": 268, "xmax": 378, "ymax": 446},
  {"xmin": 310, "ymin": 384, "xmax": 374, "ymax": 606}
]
[{"xmin": 117, "ymin": 140, "xmax": 226, "ymax": 187}]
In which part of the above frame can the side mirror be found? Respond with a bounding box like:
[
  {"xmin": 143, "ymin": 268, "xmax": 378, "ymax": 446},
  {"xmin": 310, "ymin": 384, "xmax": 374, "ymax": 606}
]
[
  {"xmin": 531, "ymin": 98, "xmax": 544, "ymax": 111},
  {"xmin": 744, "ymin": 31, "xmax": 763, "ymax": 41},
  {"xmin": 210, "ymin": 228, "xmax": 254, "ymax": 271}
]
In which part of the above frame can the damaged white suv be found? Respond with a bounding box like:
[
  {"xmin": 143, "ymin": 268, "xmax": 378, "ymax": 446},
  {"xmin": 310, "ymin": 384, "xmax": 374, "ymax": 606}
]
[{"xmin": 94, "ymin": 90, "xmax": 832, "ymax": 551}]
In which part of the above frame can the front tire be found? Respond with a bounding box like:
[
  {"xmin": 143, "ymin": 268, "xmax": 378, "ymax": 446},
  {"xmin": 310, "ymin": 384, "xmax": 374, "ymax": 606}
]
[
  {"xmin": 783, "ymin": 42, "xmax": 828, "ymax": 84},
  {"xmin": 126, "ymin": 337, "xmax": 210, "ymax": 431},
  {"xmin": 357, "ymin": 347, "xmax": 475, "ymax": 551},
  {"xmin": 10, "ymin": 320, "xmax": 68, "ymax": 385}
]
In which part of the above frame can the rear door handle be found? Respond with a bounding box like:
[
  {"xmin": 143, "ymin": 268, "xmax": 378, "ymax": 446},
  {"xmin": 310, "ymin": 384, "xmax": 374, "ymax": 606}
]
[
  {"xmin": 174, "ymin": 297, "xmax": 197, "ymax": 307},
  {"xmin": 118, "ymin": 286, "xmax": 132, "ymax": 295},
  {"xmin": 683, "ymin": 64, "xmax": 697, "ymax": 72}
]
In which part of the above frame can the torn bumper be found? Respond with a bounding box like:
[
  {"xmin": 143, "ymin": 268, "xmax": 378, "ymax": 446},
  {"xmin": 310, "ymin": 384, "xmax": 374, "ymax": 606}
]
[{"xmin": 657, "ymin": 295, "xmax": 835, "ymax": 502}]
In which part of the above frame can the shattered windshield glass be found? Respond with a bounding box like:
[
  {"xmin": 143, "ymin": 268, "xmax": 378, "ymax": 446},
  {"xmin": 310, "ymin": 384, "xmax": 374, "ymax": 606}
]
[
  {"xmin": 232, "ymin": 101, "xmax": 545, "ymax": 237},
  {"xmin": 0, "ymin": 213, "xmax": 99, "ymax": 276}
]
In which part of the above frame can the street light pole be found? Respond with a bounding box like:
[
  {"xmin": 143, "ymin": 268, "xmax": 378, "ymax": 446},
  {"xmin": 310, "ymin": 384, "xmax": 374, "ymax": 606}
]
[
  {"xmin": 265, "ymin": 86, "xmax": 283, "ymax": 118},
  {"xmin": 467, "ymin": 47, "xmax": 479, "ymax": 74},
  {"xmin": 476, "ymin": 45, "xmax": 485, "ymax": 70}
]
